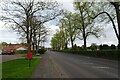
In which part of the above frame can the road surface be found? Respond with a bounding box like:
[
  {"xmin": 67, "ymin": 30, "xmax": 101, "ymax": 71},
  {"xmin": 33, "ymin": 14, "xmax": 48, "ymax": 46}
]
[
  {"xmin": 1, "ymin": 54, "xmax": 25, "ymax": 62},
  {"xmin": 33, "ymin": 51, "xmax": 119, "ymax": 78}
]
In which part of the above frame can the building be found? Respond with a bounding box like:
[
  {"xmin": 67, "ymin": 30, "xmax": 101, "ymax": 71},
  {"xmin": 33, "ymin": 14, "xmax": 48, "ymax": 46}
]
[{"xmin": 2, "ymin": 45, "xmax": 27, "ymax": 51}]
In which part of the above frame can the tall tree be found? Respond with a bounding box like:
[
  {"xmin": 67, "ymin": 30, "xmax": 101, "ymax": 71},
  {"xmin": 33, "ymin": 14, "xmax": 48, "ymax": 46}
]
[
  {"xmin": 59, "ymin": 19, "xmax": 70, "ymax": 49},
  {"xmin": 62, "ymin": 11, "xmax": 80, "ymax": 48},
  {"xmin": 51, "ymin": 31, "xmax": 61, "ymax": 50},
  {"xmin": 1, "ymin": 42, "xmax": 8, "ymax": 46},
  {"xmin": 73, "ymin": 2, "xmax": 102, "ymax": 49},
  {"xmin": 1, "ymin": 0, "xmax": 62, "ymax": 51},
  {"xmin": 35, "ymin": 24, "xmax": 48, "ymax": 53}
]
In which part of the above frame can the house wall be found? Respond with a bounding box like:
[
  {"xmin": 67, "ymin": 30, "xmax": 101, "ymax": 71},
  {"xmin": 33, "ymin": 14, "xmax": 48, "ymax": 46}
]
[{"xmin": 0, "ymin": 49, "xmax": 2, "ymax": 54}]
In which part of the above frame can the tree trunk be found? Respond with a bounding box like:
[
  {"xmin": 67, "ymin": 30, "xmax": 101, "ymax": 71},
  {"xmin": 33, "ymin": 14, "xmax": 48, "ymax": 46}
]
[
  {"xmin": 32, "ymin": 43, "xmax": 35, "ymax": 54},
  {"xmin": 65, "ymin": 41, "xmax": 68, "ymax": 49},
  {"xmin": 71, "ymin": 38, "xmax": 74, "ymax": 49},
  {"xmin": 27, "ymin": 33, "xmax": 31, "ymax": 52},
  {"xmin": 83, "ymin": 37, "xmax": 87, "ymax": 49},
  {"xmin": 79, "ymin": 6, "xmax": 87, "ymax": 50},
  {"xmin": 83, "ymin": 25, "xmax": 86, "ymax": 49},
  {"xmin": 27, "ymin": 41, "xmax": 31, "ymax": 52},
  {"xmin": 115, "ymin": 4, "xmax": 120, "ymax": 48},
  {"xmin": 26, "ymin": 14, "xmax": 31, "ymax": 52},
  {"xmin": 36, "ymin": 44, "xmax": 38, "ymax": 53},
  {"xmin": 36, "ymin": 41, "xmax": 40, "ymax": 54},
  {"xmin": 83, "ymin": 26, "xmax": 86, "ymax": 49}
]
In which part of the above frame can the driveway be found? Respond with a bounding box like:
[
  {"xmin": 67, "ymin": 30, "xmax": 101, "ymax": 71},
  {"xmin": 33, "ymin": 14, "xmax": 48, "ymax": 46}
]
[
  {"xmin": 1, "ymin": 54, "xmax": 25, "ymax": 62},
  {"xmin": 1, "ymin": 54, "xmax": 42, "ymax": 62}
]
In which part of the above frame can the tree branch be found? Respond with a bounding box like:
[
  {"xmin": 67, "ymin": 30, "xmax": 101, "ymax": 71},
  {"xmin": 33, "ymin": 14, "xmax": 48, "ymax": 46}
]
[{"xmin": 92, "ymin": 11, "xmax": 119, "ymax": 40}]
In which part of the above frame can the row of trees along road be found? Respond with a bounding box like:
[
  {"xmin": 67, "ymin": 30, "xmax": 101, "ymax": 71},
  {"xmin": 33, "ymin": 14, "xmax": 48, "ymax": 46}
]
[
  {"xmin": 51, "ymin": 2, "xmax": 120, "ymax": 50},
  {"xmin": 0, "ymin": 0, "xmax": 63, "ymax": 52}
]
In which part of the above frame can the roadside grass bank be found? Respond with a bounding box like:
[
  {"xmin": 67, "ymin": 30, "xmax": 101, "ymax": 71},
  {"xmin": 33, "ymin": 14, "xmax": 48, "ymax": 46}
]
[
  {"xmin": 55, "ymin": 50, "xmax": 120, "ymax": 61},
  {"xmin": 0, "ymin": 62, "xmax": 2, "ymax": 79},
  {"xmin": 32, "ymin": 53, "xmax": 44, "ymax": 57},
  {"xmin": 2, "ymin": 58, "xmax": 41, "ymax": 80}
]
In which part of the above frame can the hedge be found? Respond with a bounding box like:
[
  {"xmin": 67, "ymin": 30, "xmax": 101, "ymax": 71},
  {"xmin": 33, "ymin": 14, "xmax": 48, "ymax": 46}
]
[
  {"xmin": 38, "ymin": 48, "xmax": 46, "ymax": 54},
  {"xmin": 14, "ymin": 50, "xmax": 28, "ymax": 54},
  {"xmin": 14, "ymin": 50, "xmax": 37, "ymax": 54},
  {"xmin": 56, "ymin": 50, "xmax": 120, "ymax": 61}
]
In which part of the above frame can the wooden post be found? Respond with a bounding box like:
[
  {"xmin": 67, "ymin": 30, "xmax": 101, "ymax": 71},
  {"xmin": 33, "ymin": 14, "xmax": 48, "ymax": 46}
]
[{"xmin": 29, "ymin": 60, "xmax": 31, "ymax": 67}]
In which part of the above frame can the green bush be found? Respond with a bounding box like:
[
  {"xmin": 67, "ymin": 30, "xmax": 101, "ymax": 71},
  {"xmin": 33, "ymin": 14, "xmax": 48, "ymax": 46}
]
[
  {"xmin": 90, "ymin": 43, "xmax": 97, "ymax": 51},
  {"xmin": 14, "ymin": 50, "xmax": 28, "ymax": 54},
  {"xmin": 38, "ymin": 48, "xmax": 46, "ymax": 54},
  {"xmin": 111, "ymin": 44, "xmax": 116, "ymax": 50},
  {"xmin": 117, "ymin": 44, "xmax": 120, "ymax": 49}
]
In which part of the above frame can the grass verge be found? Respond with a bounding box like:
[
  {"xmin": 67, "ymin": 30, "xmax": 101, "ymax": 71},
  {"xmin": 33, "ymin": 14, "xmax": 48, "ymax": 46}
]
[
  {"xmin": 2, "ymin": 58, "xmax": 41, "ymax": 79},
  {"xmin": 32, "ymin": 53, "xmax": 45, "ymax": 57}
]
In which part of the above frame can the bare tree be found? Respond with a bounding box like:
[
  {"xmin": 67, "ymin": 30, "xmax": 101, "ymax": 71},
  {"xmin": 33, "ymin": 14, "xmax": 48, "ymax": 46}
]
[
  {"xmin": 35, "ymin": 24, "xmax": 48, "ymax": 53},
  {"xmin": 0, "ymin": 0, "xmax": 63, "ymax": 51}
]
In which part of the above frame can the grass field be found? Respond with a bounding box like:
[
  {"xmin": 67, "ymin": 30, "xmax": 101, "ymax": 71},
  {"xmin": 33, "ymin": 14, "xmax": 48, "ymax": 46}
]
[{"xmin": 2, "ymin": 58, "xmax": 41, "ymax": 79}]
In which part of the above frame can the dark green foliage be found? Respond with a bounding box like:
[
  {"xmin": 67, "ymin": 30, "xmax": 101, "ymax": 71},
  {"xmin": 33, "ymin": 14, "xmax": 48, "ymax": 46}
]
[
  {"xmin": 99, "ymin": 44, "xmax": 103, "ymax": 50},
  {"xmin": 117, "ymin": 44, "xmax": 120, "ymax": 49},
  {"xmin": 102, "ymin": 44, "xmax": 110, "ymax": 50},
  {"xmin": 38, "ymin": 48, "xmax": 46, "ymax": 54},
  {"xmin": 14, "ymin": 50, "xmax": 36, "ymax": 55},
  {"xmin": 31, "ymin": 50, "xmax": 36, "ymax": 54},
  {"xmin": 78, "ymin": 46, "xmax": 85, "ymax": 50},
  {"xmin": 72, "ymin": 44, "xmax": 78, "ymax": 50},
  {"xmin": 90, "ymin": 44, "xmax": 97, "ymax": 51},
  {"xmin": 99, "ymin": 44, "xmax": 111, "ymax": 50},
  {"xmin": 57, "ymin": 50, "xmax": 120, "ymax": 61},
  {"xmin": 111, "ymin": 44, "xmax": 116, "ymax": 50},
  {"xmin": 14, "ymin": 50, "xmax": 28, "ymax": 54}
]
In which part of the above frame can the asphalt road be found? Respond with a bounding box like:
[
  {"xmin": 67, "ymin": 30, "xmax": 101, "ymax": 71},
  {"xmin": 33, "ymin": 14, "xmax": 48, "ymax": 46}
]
[{"xmin": 46, "ymin": 51, "xmax": 119, "ymax": 78}]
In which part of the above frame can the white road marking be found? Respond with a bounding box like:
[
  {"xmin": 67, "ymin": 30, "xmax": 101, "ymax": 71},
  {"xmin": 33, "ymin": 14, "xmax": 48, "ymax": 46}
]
[
  {"xmin": 92, "ymin": 66, "xmax": 110, "ymax": 69},
  {"xmin": 82, "ymin": 62, "xmax": 93, "ymax": 64},
  {"xmin": 87, "ymin": 57, "xmax": 90, "ymax": 59}
]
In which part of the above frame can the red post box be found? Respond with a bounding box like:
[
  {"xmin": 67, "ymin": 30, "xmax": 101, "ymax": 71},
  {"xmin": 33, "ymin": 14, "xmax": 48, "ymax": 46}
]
[
  {"xmin": 28, "ymin": 52, "xmax": 32, "ymax": 67},
  {"xmin": 28, "ymin": 52, "xmax": 32, "ymax": 60}
]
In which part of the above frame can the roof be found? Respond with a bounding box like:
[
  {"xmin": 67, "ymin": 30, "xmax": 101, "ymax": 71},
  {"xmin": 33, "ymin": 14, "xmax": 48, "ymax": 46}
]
[{"xmin": 2, "ymin": 45, "xmax": 22, "ymax": 50}]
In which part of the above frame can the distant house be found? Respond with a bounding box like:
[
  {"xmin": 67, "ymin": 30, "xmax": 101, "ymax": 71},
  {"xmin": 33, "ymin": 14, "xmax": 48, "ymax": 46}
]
[
  {"xmin": 16, "ymin": 47, "xmax": 27, "ymax": 50},
  {"xmin": 0, "ymin": 49, "xmax": 2, "ymax": 54},
  {"xmin": 2, "ymin": 45, "xmax": 27, "ymax": 51},
  {"xmin": 0, "ymin": 43, "xmax": 2, "ymax": 54}
]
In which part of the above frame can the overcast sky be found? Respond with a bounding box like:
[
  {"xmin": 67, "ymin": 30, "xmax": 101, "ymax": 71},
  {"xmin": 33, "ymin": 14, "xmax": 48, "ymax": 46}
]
[{"xmin": 0, "ymin": 0, "xmax": 118, "ymax": 48}]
